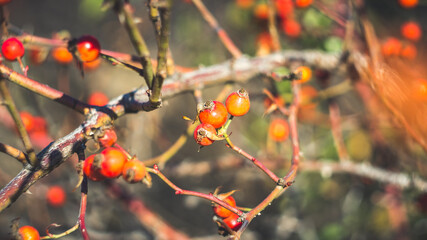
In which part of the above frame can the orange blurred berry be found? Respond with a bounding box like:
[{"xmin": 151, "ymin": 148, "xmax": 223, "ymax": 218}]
[
  {"xmin": 236, "ymin": 0, "xmax": 254, "ymax": 9},
  {"xmin": 31, "ymin": 116, "xmax": 47, "ymax": 134},
  {"xmin": 295, "ymin": 0, "xmax": 313, "ymax": 8},
  {"xmin": 20, "ymin": 111, "xmax": 34, "ymax": 132},
  {"xmin": 254, "ymin": 4, "xmax": 269, "ymax": 20},
  {"xmin": 276, "ymin": 0, "xmax": 294, "ymax": 18},
  {"xmin": 282, "ymin": 19, "xmax": 301, "ymax": 38},
  {"xmin": 29, "ymin": 47, "xmax": 48, "ymax": 65},
  {"xmin": 412, "ymin": 78, "xmax": 427, "ymax": 101},
  {"xmin": 256, "ymin": 32, "xmax": 273, "ymax": 56},
  {"xmin": 88, "ymin": 92, "xmax": 109, "ymax": 106},
  {"xmin": 257, "ymin": 32, "xmax": 273, "ymax": 48},
  {"xmin": 401, "ymin": 21, "xmax": 422, "ymax": 42},
  {"xmin": 46, "ymin": 185, "xmax": 66, "ymax": 207},
  {"xmin": 30, "ymin": 131, "xmax": 52, "ymax": 149},
  {"xmin": 52, "ymin": 47, "xmax": 73, "ymax": 64},
  {"xmin": 381, "ymin": 37, "xmax": 401, "ymax": 57},
  {"xmin": 18, "ymin": 226, "xmax": 40, "ymax": 240},
  {"xmin": 400, "ymin": 43, "xmax": 417, "ymax": 60},
  {"xmin": 295, "ymin": 66, "xmax": 312, "ymax": 83},
  {"xmin": 398, "ymin": 0, "xmax": 418, "ymax": 8},
  {"xmin": 83, "ymin": 57, "xmax": 101, "ymax": 71},
  {"xmin": 269, "ymin": 118, "xmax": 290, "ymax": 142},
  {"xmin": 299, "ymin": 85, "xmax": 318, "ymax": 108}
]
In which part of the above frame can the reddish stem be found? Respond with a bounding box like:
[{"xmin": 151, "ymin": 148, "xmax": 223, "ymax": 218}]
[
  {"xmin": 77, "ymin": 149, "xmax": 90, "ymax": 240},
  {"xmin": 0, "ymin": 64, "xmax": 89, "ymax": 114},
  {"xmin": 78, "ymin": 176, "xmax": 90, "ymax": 240},
  {"xmin": 148, "ymin": 166, "xmax": 244, "ymax": 216},
  {"xmin": 226, "ymin": 144, "xmax": 280, "ymax": 184}
]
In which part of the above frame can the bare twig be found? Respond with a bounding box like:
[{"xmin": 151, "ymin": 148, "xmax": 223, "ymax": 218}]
[
  {"xmin": 0, "ymin": 142, "xmax": 28, "ymax": 165},
  {"xmin": 0, "ymin": 79, "xmax": 37, "ymax": 166},
  {"xmin": 115, "ymin": 0, "xmax": 155, "ymax": 88},
  {"xmin": 191, "ymin": 0, "xmax": 242, "ymax": 58},
  {"xmin": 301, "ymin": 160, "xmax": 427, "ymax": 192},
  {"xmin": 150, "ymin": 0, "xmax": 172, "ymax": 105},
  {"xmin": 147, "ymin": 165, "xmax": 244, "ymax": 216},
  {"xmin": 267, "ymin": 0, "xmax": 281, "ymax": 51},
  {"xmin": 0, "ymin": 65, "xmax": 90, "ymax": 114},
  {"xmin": 106, "ymin": 181, "xmax": 190, "ymax": 240}
]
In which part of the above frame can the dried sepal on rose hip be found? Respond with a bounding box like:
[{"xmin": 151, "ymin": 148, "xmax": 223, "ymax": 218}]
[
  {"xmin": 83, "ymin": 153, "xmax": 106, "ymax": 181},
  {"xmin": 225, "ymin": 88, "xmax": 250, "ymax": 117},
  {"xmin": 122, "ymin": 158, "xmax": 146, "ymax": 183},
  {"xmin": 97, "ymin": 128, "xmax": 117, "ymax": 148},
  {"xmin": 212, "ymin": 188, "xmax": 243, "ymax": 236},
  {"xmin": 198, "ymin": 100, "xmax": 228, "ymax": 129},
  {"xmin": 194, "ymin": 123, "xmax": 224, "ymax": 146},
  {"xmin": 294, "ymin": 65, "xmax": 312, "ymax": 83},
  {"xmin": 212, "ymin": 188, "xmax": 238, "ymax": 218}
]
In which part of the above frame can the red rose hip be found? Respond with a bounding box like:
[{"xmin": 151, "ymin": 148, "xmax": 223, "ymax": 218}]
[
  {"xmin": 74, "ymin": 35, "xmax": 100, "ymax": 62},
  {"xmin": 18, "ymin": 225, "xmax": 40, "ymax": 240},
  {"xmin": 198, "ymin": 100, "xmax": 228, "ymax": 128},
  {"xmin": 194, "ymin": 123, "xmax": 216, "ymax": 146},
  {"xmin": 225, "ymin": 89, "xmax": 250, "ymax": 117},
  {"xmin": 98, "ymin": 147, "xmax": 126, "ymax": 178},
  {"xmin": 122, "ymin": 159, "xmax": 146, "ymax": 183},
  {"xmin": 2, "ymin": 37, "xmax": 25, "ymax": 61}
]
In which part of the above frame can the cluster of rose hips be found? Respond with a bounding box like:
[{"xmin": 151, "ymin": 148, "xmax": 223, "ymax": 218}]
[
  {"xmin": 48, "ymin": 34, "xmax": 102, "ymax": 72},
  {"xmin": 381, "ymin": 1, "xmax": 422, "ymax": 60},
  {"xmin": 193, "ymin": 88, "xmax": 250, "ymax": 146},
  {"xmin": 83, "ymin": 128, "xmax": 146, "ymax": 183},
  {"xmin": 382, "ymin": 21, "xmax": 422, "ymax": 60},
  {"xmin": 251, "ymin": 0, "xmax": 314, "ymax": 56},
  {"xmin": 1, "ymin": 34, "xmax": 101, "ymax": 69},
  {"xmin": 212, "ymin": 191, "xmax": 243, "ymax": 235},
  {"xmin": 239, "ymin": 0, "xmax": 313, "ymax": 43}
]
